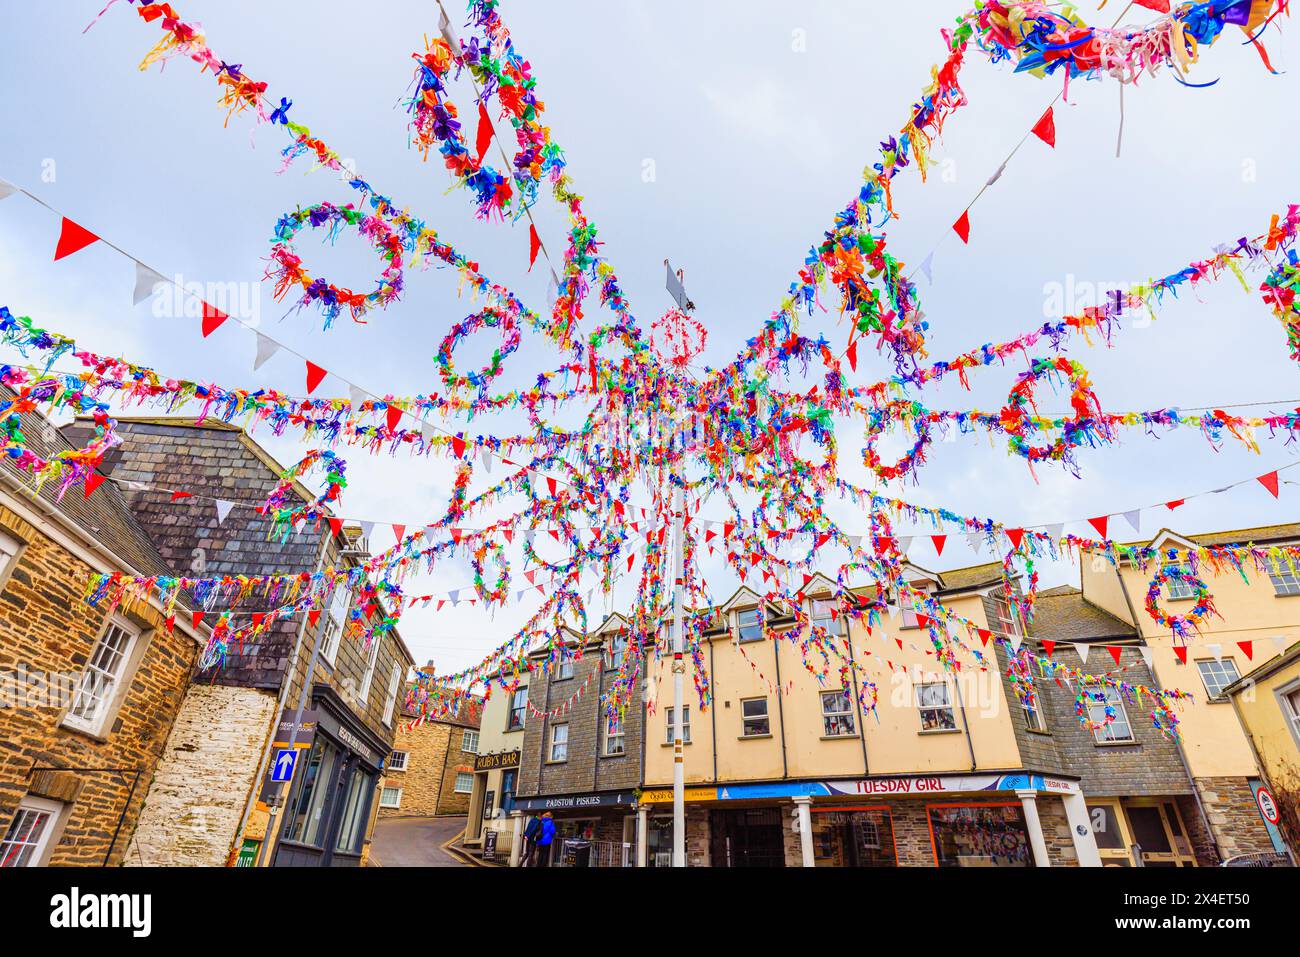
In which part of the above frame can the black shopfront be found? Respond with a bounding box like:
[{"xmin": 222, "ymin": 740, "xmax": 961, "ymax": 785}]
[{"xmin": 273, "ymin": 685, "xmax": 390, "ymax": 867}]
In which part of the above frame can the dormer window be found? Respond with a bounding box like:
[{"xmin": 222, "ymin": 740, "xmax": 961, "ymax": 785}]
[
  {"xmin": 604, "ymin": 631, "xmax": 628, "ymax": 670},
  {"xmin": 810, "ymin": 597, "xmax": 844, "ymax": 637},
  {"xmin": 736, "ymin": 607, "xmax": 764, "ymax": 643}
]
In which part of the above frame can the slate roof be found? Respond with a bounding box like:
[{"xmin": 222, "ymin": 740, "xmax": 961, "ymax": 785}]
[
  {"xmin": 0, "ymin": 386, "xmax": 180, "ymax": 585},
  {"xmin": 1030, "ymin": 586, "xmax": 1137, "ymax": 644},
  {"xmin": 1119, "ymin": 523, "xmax": 1300, "ymax": 550}
]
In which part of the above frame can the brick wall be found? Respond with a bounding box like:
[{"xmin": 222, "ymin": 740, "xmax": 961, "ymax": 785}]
[
  {"xmin": 126, "ymin": 684, "xmax": 278, "ymax": 865},
  {"xmin": 0, "ymin": 502, "xmax": 197, "ymax": 866}
]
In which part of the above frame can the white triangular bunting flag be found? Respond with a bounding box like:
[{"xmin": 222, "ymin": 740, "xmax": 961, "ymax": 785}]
[
  {"xmin": 1138, "ymin": 646, "xmax": 1153, "ymax": 670},
  {"xmin": 253, "ymin": 332, "xmax": 281, "ymax": 371},
  {"xmin": 132, "ymin": 261, "xmax": 167, "ymax": 305},
  {"xmin": 1046, "ymin": 523, "xmax": 1064, "ymax": 541},
  {"xmin": 214, "ymin": 499, "xmax": 235, "ymax": 525},
  {"xmin": 1123, "ymin": 509, "xmax": 1141, "ymax": 534},
  {"xmin": 423, "ymin": 526, "xmax": 438, "ymax": 545},
  {"xmin": 1207, "ymin": 643, "xmax": 1223, "ymax": 661},
  {"xmin": 421, "ymin": 421, "xmax": 437, "ymax": 445},
  {"xmin": 1073, "ymin": 642, "xmax": 1090, "ymax": 665},
  {"xmin": 481, "ymin": 449, "xmax": 493, "ymax": 473},
  {"xmin": 920, "ymin": 252, "xmax": 934, "ymax": 284},
  {"xmin": 1009, "ymin": 634, "xmax": 1023, "ymax": 654},
  {"xmin": 438, "ymin": 6, "xmax": 457, "ymax": 45},
  {"xmin": 448, "ymin": 589, "xmax": 460, "ymax": 607},
  {"xmin": 965, "ymin": 533, "xmax": 984, "ymax": 554},
  {"xmin": 360, "ymin": 520, "xmax": 376, "ymax": 540},
  {"xmin": 1271, "ymin": 636, "xmax": 1289, "ymax": 656},
  {"xmin": 349, "ymin": 384, "xmax": 367, "ymax": 408},
  {"xmin": 897, "ymin": 536, "xmax": 913, "ymax": 555}
]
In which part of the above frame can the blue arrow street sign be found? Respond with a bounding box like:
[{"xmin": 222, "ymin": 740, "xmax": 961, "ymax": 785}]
[{"xmin": 271, "ymin": 748, "xmax": 298, "ymax": 783}]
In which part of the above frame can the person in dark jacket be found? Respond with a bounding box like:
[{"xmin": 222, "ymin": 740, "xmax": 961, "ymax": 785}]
[
  {"xmin": 535, "ymin": 812, "xmax": 556, "ymax": 867},
  {"xmin": 520, "ymin": 815, "xmax": 542, "ymax": 867}
]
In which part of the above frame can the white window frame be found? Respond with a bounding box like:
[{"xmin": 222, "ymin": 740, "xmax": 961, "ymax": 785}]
[
  {"xmin": 820, "ymin": 689, "xmax": 855, "ymax": 737},
  {"xmin": 603, "ymin": 712, "xmax": 625, "ymax": 756},
  {"xmin": 810, "ymin": 596, "xmax": 844, "ymax": 637},
  {"xmin": 988, "ymin": 587, "xmax": 1021, "ymax": 636},
  {"xmin": 462, "ymin": 729, "xmax": 479, "ymax": 753},
  {"xmin": 1089, "ymin": 686, "xmax": 1135, "ymax": 744},
  {"xmin": 1163, "ymin": 562, "xmax": 1197, "ymax": 600},
  {"xmin": 382, "ymin": 662, "xmax": 402, "ymax": 727},
  {"xmin": 357, "ymin": 633, "xmax": 381, "ymax": 704},
  {"xmin": 1281, "ymin": 683, "xmax": 1300, "ymax": 749},
  {"xmin": 736, "ymin": 607, "xmax": 764, "ymax": 643},
  {"xmin": 379, "ymin": 786, "xmax": 403, "ymax": 809},
  {"xmin": 454, "ymin": 772, "xmax": 474, "ymax": 794},
  {"xmin": 0, "ymin": 796, "xmax": 65, "ymax": 867},
  {"xmin": 388, "ymin": 750, "xmax": 408, "ymax": 772},
  {"xmin": 0, "ymin": 529, "xmax": 21, "ymax": 581},
  {"xmin": 1022, "ymin": 682, "xmax": 1047, "ymax": 732},
  {"xmin": 740, "ymin": 697, "xmax": 770, "ymax": 737},
  {"xmin": 63, "ymin": 614, "xmax": 145, "ymax": 738},
  {"xmin": 605, "ymin": 632, "xmax": 628, "ymax": 670},
  {"xmin": 1267, "ymin": 558, "xmax": 1300, "ymax": 596},
  {"xmin": 319, "ymin": 586, "xmax": 351, "ymax": 667},
  {"xmin": 556, "ymin": 648, "xmax": 574, "ymax": 680},
  {"xmin": 665, "ymin": 706, "xmax": 691, "ymax": 745},
  {"xmin": 549, "ymin": 723, "xmax": 569, "ymax": 763},
  {"xmin": 916, "ymin": 681, "xmax": 957, "ymax": 732},
  {"xmin": 1195, "ymin": 658, "xmax": 1241, "ymax": 701}
]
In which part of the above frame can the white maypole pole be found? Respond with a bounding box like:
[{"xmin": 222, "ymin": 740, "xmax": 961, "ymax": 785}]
[{"xmin": 670, "ymin": 410, "xmax": 687, "ymax": 868}]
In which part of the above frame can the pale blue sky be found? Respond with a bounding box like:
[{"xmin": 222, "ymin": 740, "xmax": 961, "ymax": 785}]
[{"xmin": 1, "ymin": 2, "xmax": 1297, "ymax": 673}]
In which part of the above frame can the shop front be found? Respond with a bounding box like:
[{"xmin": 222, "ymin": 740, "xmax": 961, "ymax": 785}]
[
  {"xmin": 466, "ymin": 748, "xmax": 520, "ymax": 852},
  {"xmin": 1085, "ymin": 796, "xmax": 1199, "ymax": 866},
  {"xmin": 513, "ymin": 789, "xmax": 636, "ymax": 867},
  {"xmin": 272, "ymin": 686, "xmax": 390, "ymax": 867}
]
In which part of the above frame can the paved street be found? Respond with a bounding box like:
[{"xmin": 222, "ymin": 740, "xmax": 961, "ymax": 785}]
[{"xmin": 370, "ymin": 816, "xmax": 470, "ymax": 867}]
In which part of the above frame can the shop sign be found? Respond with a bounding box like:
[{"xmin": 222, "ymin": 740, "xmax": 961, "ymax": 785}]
[
  {"xmin": 638, "ymin": 787, "xmax": 714, "ymax": 804},
  {"xmin": 513, "ymin": 790, "xmax": 635, "ymax": 812},
  {"xmin": 474, "ymin": 750, "xmax": 521, "ymax": 772}
]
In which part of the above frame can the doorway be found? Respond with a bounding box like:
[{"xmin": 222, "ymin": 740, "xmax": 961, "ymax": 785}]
[{"xmin": 710, "ymin": 807, "xmax": 786, "ymax": 867}]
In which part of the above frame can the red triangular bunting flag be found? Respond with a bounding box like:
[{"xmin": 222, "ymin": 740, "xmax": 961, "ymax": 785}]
[
  {"xmin": 386, "ymin": 406, "xmax": 402, "ymax": 433},
  {"xmin": 528, "ymin": 223, "xmax": 541, "ymax": 271},
  {"xmin": 328, "ymin": 517, "xmax": 343, "ymax": 537},
  {"xmin": 192, "ymin": 610, "xmax": 205, "ymax": 629},
  {"xmin": 475, "ymin": 102, "xmax": 494, "ymax": 164},
  {"xmin": 1107, "ymin": 645, "xmax": 1122, "ymax": 665},
  {"xmin": 308, "ymin": 610, "xmax": 321, "ymax": 629},
  {"xmin": 1134, "ymin": 0, "xmax": 1170, "ymax": 12},
  {"xmin": 1237, "ymin": 640, "xmax": 1253, "ymax": 661},
  {"xmin": 915, "ymin": 614, "xmax": 930, "ymax": 630},
  {"xmin": 1172, "ymin": 645, "xmax": 1188, "ymax": 664},
  {"xmin": 1006, "ymin": 528, "xmax": 1024, "ymax": 550},
  {"xmin": 1088, "ymin": 515, "xmax": 1109, "ymax": 538},
  {"xmin": 627, "ymin": 553, "xmax": 635, "ymax": 572},
  {"xmin": 53, "ymin": 217, "xmax": 99, "ymax": 261},
  {"xmin": 952, "ymin": 210, "xmax": 970, "ymax": 244},
  {"xmin": 1257, "ymin": 471, "xmax": 1279, "ymax": 498},
  {"xmin": 392, "ymin": 524, "xmax": 406, "ymax": 543},
  {"xmin": 83, "ymin": 473, "xmax": 106, "ymax": 498},
  {"xmin": 547, "ymin": 477, "xmax": 558, "ymax": 497},
  {"xmin": 1031, "ymin": 107, "xmax": 1056, "ymax": 148},
  {"xmin": 201, "ymin": 301, "xmax": 229, "ymax": 337},
  {"xmin": 252, "ymin": 613, "xmax": 265, "ymax": 628},
  {"xmin": 1041, "ymin": 640, "xmax": 1055, "ymax": 657},
  {"xmin": 931, "ymin": 534, "xmax": 946, "ymax": 557},
  {"xmin": 305, "ymin": 361, "xmax": 327, "ymax": 394},
  {"xmin": 977, "ymin": 629, "xmax": 991, "ymax": 646},
  {"xmin": 846, "ymin": 338, "xmax": 858, "ymax": 372},
  {"xmin": 170, "ymin": 490, "xmax": 191, "ymax": 502},
  {"xmin": 1165, "ymin": 499, "xmax": 1185, "ymax": 510},
  {"xmin": 451, "ymin": 435, "xmax": 466, "ymax": 458},
  {"xmin": 165, "ymin": 615, "xmax": 176, "ymax": 634}
]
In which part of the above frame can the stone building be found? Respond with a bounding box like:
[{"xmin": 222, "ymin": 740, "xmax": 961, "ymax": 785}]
[
  {"xmin": 0, "ymin": 397, "xmax": 206, "ymax": 866},
  {"xmin": 379, "ymin": 683, "xmax": 482, "ymax": 819},
  {"xmin": 61, "ymin": 416, "xmax": 414, "ymax": 867},
  {"xmin": 514, "ymin": 614, "xmax": 642, "ymax": 866}
]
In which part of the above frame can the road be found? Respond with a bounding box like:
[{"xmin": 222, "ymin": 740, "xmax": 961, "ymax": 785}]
[{"xmin": 370, "ymin": 816, "xmax": 471, "ymax": 867}]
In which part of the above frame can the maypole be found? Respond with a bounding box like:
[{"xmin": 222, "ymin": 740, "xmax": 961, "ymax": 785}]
[{"xmin": 670, "ymin": 407, "xmax": 687, "ymax": 867}]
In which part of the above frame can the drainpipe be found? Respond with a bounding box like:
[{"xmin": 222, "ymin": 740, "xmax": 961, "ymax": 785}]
[
  {"xmin": 843, "ymin": 618, "xmax": 870, "ymax": 775},
  {"xmin": 1112, "ymin": 565, "xmax": 1223, "ymax": 863},
  {"xmin": 708, "ymin": 637, "xmax": 718, "ymax": 784},
  {"xmin": 947, "ymin": 629, "xmax": 978, "ymax": 772},
  {"xmin": 771, "ymin": 623, "xmax": 789, "ymax": 779}
]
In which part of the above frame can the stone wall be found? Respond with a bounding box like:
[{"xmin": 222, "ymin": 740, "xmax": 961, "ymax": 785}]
[
  {"xmin": 378, "ymin": 717, "xmax": 478, "ymax": 818},
  {"xmin": 1195, "ymin": 774, "xmax": 1276, "ymax": 861},
  {"xmin": 126, "ymin": 684, "xmax": 278, "ymax": 866},
  {"xmin": 0, "ymin": 501, "xmax": 198, "ymax": 867}
]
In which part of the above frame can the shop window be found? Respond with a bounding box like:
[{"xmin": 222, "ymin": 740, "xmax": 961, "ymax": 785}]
[
  {"xmin": 454, "ymin": 772, "xmax": 474, "ymax": 793},
  {"xmin": 665, "ymin": 706, "xmax": 691, "ymax": 744},
  {"xmin": 812, "ymin": 808, "xmax": 897, "ymax": 867},
  {"xmin": 1089, "ymin": 687, "xmax": 1135, "ymax": 743},
  {"xmin": 549, "ymin": 723, "xmax": 569, "ymax": 762},
  {"xmin": 334, "ymin": 766, "xmax": 374, "ymax": 855},
  {"xmin": 388, "ymin": 750, "xmax": 408, "ymax": 772},
  {"xmin": 462, "ymin": 730, "xmax": 479, "ymax": 753},
  {"xmin": 1087, "ymin": 804, "xmax": 1127, "ymax": 851},
  {"xmin": 379, "ymin": 787, "xmax": 402, "ymax": 809},
  {"xmin": 603, "ymin": 712, "xmax": 625, "ymax": 756},
  {"xmin": 1267, "ymin": 558, "xmax": 1300, "ymax": 596},
  {"xmin": 916, "ymin": 682, "xmax": 956, "ymax": 731},
  {"xmin": 810, "ymin": 597, "xmax": 844, "ymax": 637},
  {"xmin": 64, "ymin": 615, "xmax": 143, "ymax": 737},
  {"xmin": 647, "ymin": 817, "xmax": 674, "ymax": 867},
  {"xmin": 821, "ymin": 690, "xmax": 855, "ymax": 737},
  {"xmin": 285, "ymin": 736, "xmax": 339, "ymax": 847},
  {"xmin": 740, "ymin": 697, "xmax": 770, "ymax": 737},
  {"xmin": 319, "ymin": 586, "xmax": 351, "ymax": 666},
  {"xmin": 501, "ymin": 769, "xmax": 517, "ymax": 811},
  {"xmin": 1195, "ymin": 658, "xmax": 1240, "ymax": 701},
  {"xmin": 929, "ymin": 805, "xmax": 1032, "ymax": 867},
  {"xmin": 0, "ymin": 796, "xmax": 65, "ymax": 867},
  {"xmin": 736, "ymin": 607, "xmax": 764, "ymax": 643},
  {"xmin": 507, "ymin": 687, "xmax": 528, "ymax": 731}
]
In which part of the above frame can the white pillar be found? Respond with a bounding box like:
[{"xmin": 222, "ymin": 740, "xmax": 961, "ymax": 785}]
[
  {"xmin": 509, "ymin": 811, "xmax": 524, "ymax": 868},
  {"xmin": 793, "ymin": 796, "xmax": 815, "ymax": 868},
  {"xmin": 1016, "ymin": 789, "xmax": 1051, "ymax": 868},
  {"xmin": 636, "ymin": 804, "xmax": 649, "ymax": 867},
  {"xmin": 1061, "ymin": 792, "xmax": 1102, "ymax": 867}
]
